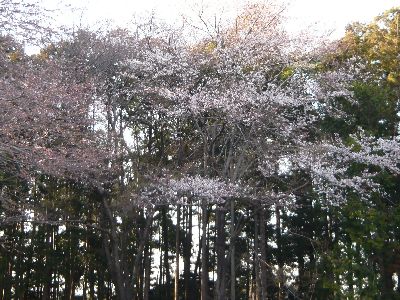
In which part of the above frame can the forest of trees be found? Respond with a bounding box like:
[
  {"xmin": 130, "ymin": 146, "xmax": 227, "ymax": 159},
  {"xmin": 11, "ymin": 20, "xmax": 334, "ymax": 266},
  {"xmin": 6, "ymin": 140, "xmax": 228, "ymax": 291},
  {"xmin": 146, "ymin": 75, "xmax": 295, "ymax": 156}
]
[{"xmin": 0, "ymin": 1, "xmax": 400, "ymax": 299}]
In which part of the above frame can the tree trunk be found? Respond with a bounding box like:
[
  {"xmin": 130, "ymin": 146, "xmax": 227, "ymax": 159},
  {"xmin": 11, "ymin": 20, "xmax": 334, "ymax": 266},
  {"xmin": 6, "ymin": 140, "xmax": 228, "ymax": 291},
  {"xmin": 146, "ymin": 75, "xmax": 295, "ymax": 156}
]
[
  {"xmin": 215, "ymin": 208, "xmax": 226, "ymax": 300},
  {"xmin": 381, "ymin": 248, "xmax": 396, "ymax": 299},
  {"xmin": 143, "ymin": 243, "xmax": 151, "ymax": 300},
  {"xmin": 184, "ymin": 204, "xmax": 193, "ymax": 300},
  {"xmin": 275, "ymin": 205, "xmax": 283, "ymax": 300},
  {"xmin": 89, "ymin": 266, "xmax": 95, "ymax": 300},
  {"xmin": 100, "ymin": 196, "xmax": 127, "ymax": 300},
  {"xmin": 201, "ymin": 201, "xmax": 209, "ymax": 300},
  {"xmin": 254, "ymin": 212, "xmax": 261, "ymax": 300},
  {"xmin": 175, "ymin": 205, "xmax": 181, "ymax": 300},
  {"xmin": 159, "ymin": 224, "xmax": 163, "ymax": 300},
  {"xmin": 43, "ymin": 226, "xmax": 53, "ymax": 300},
  {"xmin": 162, "ymin": 207, "xmax": 172, "ymax": 300},
  {"xmin": 230, "ymin": 199, "xmax": 235, "ymax": 300},
  {"xmin": 132, "ymin": 210, "xmax": 154, "ymax": 297},
  {"xmin": 259, "ymin": 207, "xmax": 268, "ymax": 300}
]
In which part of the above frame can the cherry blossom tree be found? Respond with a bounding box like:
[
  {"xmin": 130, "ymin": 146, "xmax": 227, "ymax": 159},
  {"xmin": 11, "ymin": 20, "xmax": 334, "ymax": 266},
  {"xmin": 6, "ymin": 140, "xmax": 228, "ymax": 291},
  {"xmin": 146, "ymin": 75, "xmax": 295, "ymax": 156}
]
[{"xmin": 117, "ymin": 4, "xmax": 400, "ymax": 298}]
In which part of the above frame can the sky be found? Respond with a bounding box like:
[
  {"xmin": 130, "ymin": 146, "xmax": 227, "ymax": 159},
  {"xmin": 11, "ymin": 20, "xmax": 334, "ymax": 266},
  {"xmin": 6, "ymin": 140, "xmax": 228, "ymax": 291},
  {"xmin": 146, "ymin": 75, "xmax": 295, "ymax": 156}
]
[
  {"xmin": 44, "ymin": 0, "xmax": 399, "ymax": 37},
  {"xmin": 286, "ymin": 0, "xmax": 399, "ymax": 37},
  {"xmin": 25, "ymin": 0, "xmax": 398, "ymax": 54}
]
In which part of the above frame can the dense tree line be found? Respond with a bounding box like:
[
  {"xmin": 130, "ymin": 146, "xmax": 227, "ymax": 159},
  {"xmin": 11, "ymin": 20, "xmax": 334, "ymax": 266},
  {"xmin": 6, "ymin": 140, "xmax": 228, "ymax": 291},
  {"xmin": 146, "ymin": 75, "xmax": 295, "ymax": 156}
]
[{"xmin": 0, "ymin": 2, "xmax": 399, "ymax": 299}]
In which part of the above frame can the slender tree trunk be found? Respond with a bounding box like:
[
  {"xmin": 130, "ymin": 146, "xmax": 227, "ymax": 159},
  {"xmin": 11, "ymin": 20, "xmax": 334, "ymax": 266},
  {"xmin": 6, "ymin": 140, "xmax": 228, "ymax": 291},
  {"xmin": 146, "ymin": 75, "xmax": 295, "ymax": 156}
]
[
  {"xmin": 89, "ymin": 265, "xmax": 95, "ymax": 300},
  {"xmin": 138, "ymin": 256, "xmax": 144, "ymax": 300},
  {"xmin": 0, "ymin": 255, "xmax": 4, "ymax": 300},
  {"xmin": 184, "ymin": 204, "xmax": 193, "ymax": 300},
  {"xmin": 15, "ymin": 221, "xmax": 27, "ymax": 300},
  {"xmin": 144, "ymin": 243, "xmax": 151, "ymax": 300},
  {"xmin": 275, "ymin": 205, "xmax": 283, "ymax": 300},
  {"xmin": 201, "ymin": 201, "xmax": 209, "ymax": 300},
  {"xmin": 298, "ymin": 254, "xmax": 305, "ymax": 298},
  {"xmin": 159, "ymin": 224, "xmax": 163, "ymax": 300},
  {"xmin": 97, "ymin": 272, "xmax": 105, "ymax": 300},
  {"xmin": 131, "ymin": 210, "xmax": 154, "ymax": 300},
  {"xmin": 43, "ymin": 226, "xmax": 53, "ymax": 300},
  {"xmin": 230, "ymin": 199, "xmax": 235, "ymax": 300},
  {"xmin": 83, "ymin": 272, "xmax": 87, "ymax": 300},
  {"xmin": 162, "ymin": 207, "xmax": 171, "ymax": 300},
  {"xmin": 245, "ymin": 258, "xmax": 250, "ymax": 300},
  {"xmin": 175, "ymin": 205, "xmax": 181, "ymax": 300},
  {"xmin": 215, "ymin": 208, "xmax": 226, "ymax": 300},
  {"xmin": 101, "ymin": 196, "xmax": 127, "ymax": 300},
  {"xmin": 3, "ymin": 256, "xmax": 12, "ymax": 300},
  {"xmin": 254, "ymin": 212, "xmax": 261, "ymax": 300},
  {"xmin": 347, "ymin": 251, "xmax": 354, "ymax": 297},
  {"xmin": 259, "ymin": 207, "xmax": 268, "ymax": 300},
  {"xmin": 65, "ymin": 228, "xmax": 74, "ymax": 300},
  {"xmin": 381, "ymin": 248, "xmax": 396, "ymax": 299}
]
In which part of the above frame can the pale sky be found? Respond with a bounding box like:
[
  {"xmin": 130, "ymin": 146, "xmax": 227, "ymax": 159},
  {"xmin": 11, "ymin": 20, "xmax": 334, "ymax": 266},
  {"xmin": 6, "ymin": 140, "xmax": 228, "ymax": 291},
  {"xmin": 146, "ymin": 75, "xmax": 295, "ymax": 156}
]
[
  {"xmin": 286, "ymin": 0, "xmax": 399, "ymax": 37},
  {"xmin": 24, "ymin": 0, "xmax": 397, "ymax": 55},
  {"xmin": 45, "ymin": 0, "xmax": 399, "ymax": 38}
]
